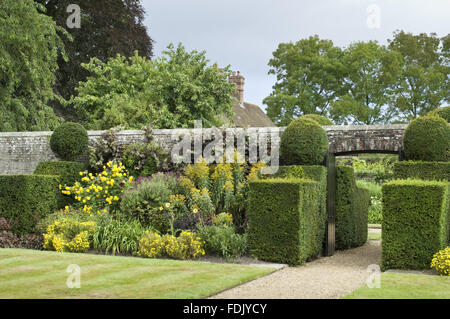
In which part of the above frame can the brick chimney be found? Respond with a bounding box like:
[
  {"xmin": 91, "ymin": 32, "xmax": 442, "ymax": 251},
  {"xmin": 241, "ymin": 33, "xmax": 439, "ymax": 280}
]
[{"xmin": 229, "ymin": 71, "xmax": 245, "ymax": 104}]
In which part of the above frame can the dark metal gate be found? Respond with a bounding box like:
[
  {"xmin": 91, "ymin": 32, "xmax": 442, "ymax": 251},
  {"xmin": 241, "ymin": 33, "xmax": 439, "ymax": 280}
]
[{"xmin": 325, "ymin": 151, "xmax": 336, "ymax": 257}]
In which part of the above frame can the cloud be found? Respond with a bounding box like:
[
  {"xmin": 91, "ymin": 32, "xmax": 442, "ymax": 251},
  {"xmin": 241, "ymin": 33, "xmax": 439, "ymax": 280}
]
[{"xmin": 142, "ymin": 0, "xmax": 449, "ymax": 110}]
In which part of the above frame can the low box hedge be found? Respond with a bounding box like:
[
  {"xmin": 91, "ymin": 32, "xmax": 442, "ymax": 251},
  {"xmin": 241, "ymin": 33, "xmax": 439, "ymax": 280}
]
[
  {"xmin": 393, "ymin": 161, "xmax": 450, "ymax": 181},
  {"xmin": 247, "ymin": 178, "xmax": 322, "ymax": 265},
  {"xmin": 335, "ymin": 166, "xmax": 369, "ymax": 250},
  {"xmin": 382, "ymin": 179, "xmax": 449, "ymax": 270},
  {"xmin": 0, "ymin": 175, "xmax": 59, "ymax": 235},
  {"xmin": 34, "ymin": 161, "xmax": 86, "ymax": 208}
]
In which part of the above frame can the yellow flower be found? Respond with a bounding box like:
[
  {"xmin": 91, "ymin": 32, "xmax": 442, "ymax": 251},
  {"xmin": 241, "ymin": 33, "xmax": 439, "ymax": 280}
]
[{"xmin": 165, "ymin": 203, "xmax": 170, "ymax": 208}]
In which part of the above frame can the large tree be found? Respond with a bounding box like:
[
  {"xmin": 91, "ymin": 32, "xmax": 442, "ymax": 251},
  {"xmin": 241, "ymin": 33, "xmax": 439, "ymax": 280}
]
[
  {"xmin": 263, "ymin": 36, "xmax": 346, "ymax": 126},
  {"xmin": 330, "ymin": 41, "xmax": 403, "ymax": 124},
  {"xmin": 72, "ymin": 43, "xmax": 236, "ymax": 130},
  {"xmin": 387, "ymin": 31, "xmax": 449, "ymax": 121},
  {"xmin": 0, "ymin": 0, "xmax": 67, "ymax": 132},
  {"xmin": 35, "ymin": 0, "xmax": 153, "ymax": 120}
]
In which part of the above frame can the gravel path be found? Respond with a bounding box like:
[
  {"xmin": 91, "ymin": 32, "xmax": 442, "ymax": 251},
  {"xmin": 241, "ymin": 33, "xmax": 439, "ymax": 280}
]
[{"xmin": 209, "ymin": 241, "xmax": 381, "ymax": 299}]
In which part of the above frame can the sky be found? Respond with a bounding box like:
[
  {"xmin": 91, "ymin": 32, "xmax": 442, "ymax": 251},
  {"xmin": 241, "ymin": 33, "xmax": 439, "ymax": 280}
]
[{"xmin": 142, "ymin": 0, "xmax": 449, "ymax": 111}]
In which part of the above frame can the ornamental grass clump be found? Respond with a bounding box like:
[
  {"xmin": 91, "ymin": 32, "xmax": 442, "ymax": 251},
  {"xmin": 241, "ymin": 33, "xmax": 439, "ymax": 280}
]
[{"xmin": 61, "ymin": 161, "xmax": 133, "ymax": 216}]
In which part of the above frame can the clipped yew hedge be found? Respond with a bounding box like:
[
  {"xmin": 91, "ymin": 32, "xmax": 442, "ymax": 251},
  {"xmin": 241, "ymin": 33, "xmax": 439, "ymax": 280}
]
[
  {"xmin": 34, "ymin": 161, "xmax": 87, "ymax": 208},
  {"xmin": 268, "ymin": 165, "xmax": 328, "ymax": 248},
  {"xmin": 0, "ymin": 175, "xmax": 59, "ymax": 235},
  {"xmin": 335, "ymin": 166, "xmax": 369, "ymax": 250},
  {"xmin": 382, "ymin": 179, "xmax": 449, "ymax": 270},
  {"xmin": 393, "ymin": 161, "xmax": 450, "ymax": 181},
  {"xmin": 247, "ymin": 178, "xmax": 323, "ymax": 265}
]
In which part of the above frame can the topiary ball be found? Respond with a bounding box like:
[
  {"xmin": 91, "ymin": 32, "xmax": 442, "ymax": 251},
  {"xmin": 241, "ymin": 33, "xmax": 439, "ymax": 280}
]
[
  {"xmin": 427, "ymin": 106, "xmax": 450, "ymax": 123},
  {"xmin": 403, "ymin": 115, "xmax": 450, "ymax": 162},
  {"xmin": 299, "ymin": 114, "xmax": 334, "ymax": 126},
  {"xmin": 280, "ymin": 118, "xmax": 329, "ymax": 165},
  {"xmin": 50, "ymin": 122, "xmax": 88, "ymax": 161}
]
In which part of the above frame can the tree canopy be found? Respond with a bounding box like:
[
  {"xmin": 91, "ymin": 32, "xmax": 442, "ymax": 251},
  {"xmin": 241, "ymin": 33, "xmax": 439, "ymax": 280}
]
[
  {"xmin": 72, "ymin": 44, "xmax": 236, "ymax": 129},
  {"xmin": 0, "ymin": 0, "xmax": 67, "ymax": 131},
  {"xmin": 388, "ymin": 31, "xmax": 449, "ymax": 121},
  {"xmin": 263, "ymin": 36, "xmax": 346, "ymax": 126},
  {"xmin": 34, "ymin": 0, "xmax": 153, "ymax": 121},
  {"xmin": 265, "ymin": 31, "xmax": 449, "ymax": 126}
]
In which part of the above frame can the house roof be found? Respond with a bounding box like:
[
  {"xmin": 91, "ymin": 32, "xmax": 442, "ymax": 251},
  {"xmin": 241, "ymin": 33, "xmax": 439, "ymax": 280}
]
[{"xmin": 232, "ymin": 101, "xmax": 275, "ymax": 127}]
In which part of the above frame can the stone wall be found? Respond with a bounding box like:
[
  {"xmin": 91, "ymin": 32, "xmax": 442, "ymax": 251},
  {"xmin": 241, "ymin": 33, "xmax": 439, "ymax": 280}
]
[{"xmin": 0, "ymin": 125, "xmax": 407, "ymax": 175}]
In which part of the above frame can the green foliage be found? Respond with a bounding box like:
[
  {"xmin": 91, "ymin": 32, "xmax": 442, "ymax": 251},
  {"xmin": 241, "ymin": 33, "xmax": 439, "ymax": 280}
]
[
  {"xmin": 280, "ymin": 118, "xmax": 329, "ymax": 165},
  {"xmin": 247, "ymin": 178, "xmax": 324, "ymax": 265},
  {"xmin": 299, "ymin": 114, "xmax": 334, "ymax": 125},
  {"xmin": 122, "ymin": 140, "xmax": 173, "ymax": 178},
  {"xmin": 50, "ymin": 122, "xmax": 89, "ymax": 161},
  {"xmin": 87, "ymin": 127, "xmax": 124, "ymax": 173},
  {"xmin": 263, "ymin": 36, "xmax": 345, "ymax": 126},
  {"xmin": 349, "ymin": 157, "xmax": 395, "ymax": 183},
  {"xmin": 0, "ymin": 0, "xmax": 67, "ymax": 132},
  {"xmin": 403, "ymin": 116, "xmax": 450, "ymax": 162},
  {"xmin": 119, "ymin": 173, "xmax": 180, "ymax": 232},
  {"xmin": 357, "ymin": 180, "xmax": 383, "ymax": 224},
  {"xmin": 330, "ymin": 41, "xmax": 403, "ymax": 125},
  {"xmin": 382, "ymin": 179, "xmax": 449, "ymax": 270},
  {"xmin": 197, "ymin": 224, "xmax": 247, "ymax": 260},
  {"xmin": 180, "ymin": 157, "xmax": 254, "ymax": 232},
  {"xmin": 36, "ymin": 0, "xmax": 153, "ymax": 119},
  {"xmin": 0, "ymin": 175, "xmax": 59, "ymax": 235},
  {"xmin": 265, "ymin": 31, "xmax": 449, "ymax": 125},
  {"xmin": 393, "ymin": 161, "xmax": 450, "ymax": 181},
  {"xmin": 427, "ymin": 106, "xmax": 450, "ymax": 123},
  {"xmin": 34, "ymin": 161, "xmax": 87, "ymax": 208},
  {"xmin": 388, "ymin": 31, "xmax": 449, "ymax": 121},
  {"xmin": 72, "ymin": 44, "xmax": 236, "ymax": 129},
  {"xmin": 335, "ymin": 167, "xmax": 369, "ymax": 249},
  {"xmin": 92, "ymin": 219, "xmax": 148, "ymax": 255}
]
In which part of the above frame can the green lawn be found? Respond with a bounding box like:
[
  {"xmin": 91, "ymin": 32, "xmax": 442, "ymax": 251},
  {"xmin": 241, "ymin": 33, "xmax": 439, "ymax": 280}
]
[
  {"xmin": 344, "ymin": 272, "xmax": 450, "ymax": 299},
  {"xmin": 0, "ymin": 248, "xmax": 275, "ymax": 299}
]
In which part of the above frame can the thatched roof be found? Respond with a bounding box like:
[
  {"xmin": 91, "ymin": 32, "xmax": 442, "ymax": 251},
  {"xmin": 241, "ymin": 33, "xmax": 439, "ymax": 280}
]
[{"xmin": 232, "ymin": 101, "xmax": 275, "ymax": 127}]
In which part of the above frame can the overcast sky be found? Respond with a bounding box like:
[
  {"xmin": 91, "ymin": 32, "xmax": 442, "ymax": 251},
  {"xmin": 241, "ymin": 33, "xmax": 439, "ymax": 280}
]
[{"xmin": 142, "ymin": 0, "xmax": 449, "ymax": 110}]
